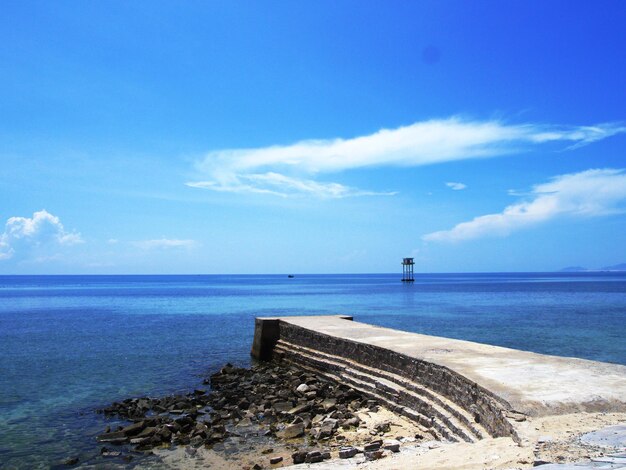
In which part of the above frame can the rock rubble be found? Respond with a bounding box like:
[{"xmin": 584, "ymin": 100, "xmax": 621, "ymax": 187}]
[{"xmin": 96, "ymin": 361, "xmax": 405, "ymax": 465}]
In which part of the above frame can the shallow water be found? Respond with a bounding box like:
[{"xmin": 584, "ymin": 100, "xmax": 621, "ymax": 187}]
[{"xmin": 1, "ymin": 273, "xmax": 625, "ymax": 468}]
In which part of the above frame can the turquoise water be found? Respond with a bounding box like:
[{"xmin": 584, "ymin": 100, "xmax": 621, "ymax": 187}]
[{"xmin": 1, "ymin": 273, "xmax": 625, "ymax": 468}]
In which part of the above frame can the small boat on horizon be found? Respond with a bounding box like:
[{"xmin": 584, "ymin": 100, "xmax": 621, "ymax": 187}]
[{"xmin": 288, "ymin": 274, "xmax": 295, "ymax": 278}]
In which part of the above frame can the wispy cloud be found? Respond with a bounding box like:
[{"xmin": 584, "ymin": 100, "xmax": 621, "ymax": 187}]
[
  {"xmin": 132, "ymin": 238, "xmax": 198, "ymax": 250},
  {"xmin": 188, "ymin": 172, "xmax": 396, "ymax": 198},
  {"xmin": 0, "ymin": 210, "xmax": 83, "ymax": 260},
  {"xmin": 446, "ymin": 182, "xmax": 467, "ymax": 190},
  {"xmin": 187, "ymin": 117, "xmax": 625, "ymax": 198},
  {"xmin": 423, "ymin": 168, "xmax": 626, "ymax": 242}
]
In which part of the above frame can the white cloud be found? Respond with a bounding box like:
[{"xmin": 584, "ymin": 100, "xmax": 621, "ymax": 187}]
[
  {"xmin": 0, "ymin": 210, "xmax": 83, "ymax": 260},
  {"xmin": 132, "ymin": 238, "xmax": 198, "ymax": 250},
  {"xmin": 423, "ymin": 168, "xmax": 626, "ymax": 242},
  {"xmin": 187, "ymin": 117, "xmax": 625, "ymax": 198},
  {"xmin": 446, "ymin": 182, "xmax": 467, "ymax": 190},
  {"xmin": 188, "ymin": 172, "xmax": 396, "ymax": 198}
]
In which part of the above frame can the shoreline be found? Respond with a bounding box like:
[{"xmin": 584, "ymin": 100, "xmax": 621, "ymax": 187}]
[
  {"xmin": 88, "ymin": 359, "xmax": 626, "ymax": 470},
  {"xmin": 94, "ymin": 361, "xmax": 428, "ymax": 468}
]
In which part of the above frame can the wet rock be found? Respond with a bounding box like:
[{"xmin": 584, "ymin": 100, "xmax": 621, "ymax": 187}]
[
  {"xmin": 190, "ymin": 435, "xmax": 204, "ymax": 448},
  {"xmin": 97, "ymin": 360, "xmax": 385, "ymax": 459},
  {"xmin": 97, "ymin": 431, "xmax": 128, "ymax": 444},
  {"xmin": 157, "ymin": 427, "xmax": 172, "ymax": 442},
  {"xmin": 130, "ymin": 437, "xmax": 149, "ymax": 445},
  {"xmin": 135, "ymin": 426, "xmax": 156, "ymax": 439},
  {"xmin": 101, "ymin": 449, "xmax": 122, "ymax": 457},
  {"xmin": 121, "ymin": 421, "xmax": 145, "ymax": 436},
  {"xmin": 237, "ymin": 417, "xmax": 253, "ymax": 427},
  {"xmin": 63, "ymin": 456, "xmax": 79, "ymax": 466}
]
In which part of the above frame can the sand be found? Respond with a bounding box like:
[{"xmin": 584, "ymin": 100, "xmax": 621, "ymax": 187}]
[{"xmin": 137, "ymin": 411, "xmax": 626, "ymax": 469}]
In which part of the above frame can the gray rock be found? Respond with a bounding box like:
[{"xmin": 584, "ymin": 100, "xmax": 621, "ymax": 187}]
[
  {"xmin": 321, "ymin": 399, "xmax": 337, "ymax": 411},
  {"xmin": 135, "ymin": 426, "xmax": 156, "ymax": 439},
  {"xmin": 365, "ymin": 450, "xmax": 385, "ymax": 461},
  {"xmin": 311, "ymin": 414, "xmax": 325, "ymax": 425},
  {"xmin": 190, "ymin": 435, "xmax": 204, "ymax": 448},
  {"xmin": 339, "ymin": 447, "xmax": 358, "ymax": 459},
  {"xmin": 292, "ymin": 451, "xmax": 307, "ymax": 464},
  {"xmin": 276, "ymin": 423, "xmax": 305, "ymax": 439},
  {"xmin": 384, "ymin": 439, "xmax": 400, "ymax": 452},
  {"xmin": 341, "ymin": 417, "xmax": 360, "ymax": 428},
  {"xmin": 122, "ymin": 421, "xmax": 145, "ymax": 436},
  {"xmin": 287, "ymin": 403, "xmax": 311, "ymax": 415},
  {"xmin": 97, "ymin": 431, "xmax": 128, "ymax": 444},
  {"xmin": 375, "ymin": 421, "xmax": 391, "ymax": 433},
  {"xmin": 305, "ymin": 451, "xmax": 323, "ymax": 463},
  {"xmin": 296, "ymin": 383, "xmax": 310, "ymax": 393},
  {"xmin": 101, "ymin": 449, "xmax": 121, "ymax": 457},
  {"xmin": 364, "ymin": 440, "xmax": 383, "ymax": 451},
  {"xmin": 273, "ymin": 401, "xmax": 293, "ymax": 413}
]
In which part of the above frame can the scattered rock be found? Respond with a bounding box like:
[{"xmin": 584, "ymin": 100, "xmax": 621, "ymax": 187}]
[
  {"xmin": 375, "ymin": 421, "xmax": 391, "ymax": 433},
  {"xmin": 63, "ymin": 456, "xmax": 79, "ymax": 466},
  {"xmin": 96, "ymin": 361, "xmax": 395, "ymax": 462},
  {"xmin": 292, "ymin": 450, "xmax": 307, "ymax": 464},
  {"xmin": 296, "ymin": 383, "xmax": 310, "ymax": 393},
  {"xmin": 96, "ymin": 431, "xmax": 128, "ymax": 444},
  {"xmin": 339, "ymin": 446, "xmax": 358, "ymax": 459},
  {"xmin": 364, "ymin": 439, "xmax": 383, "ymax": 451},
  {"xmin": 384, "ymin": 438, "xmax": 401, "ymax": 452},
  {"xmin": 276, "ymin": 423, "xmax": 305, "ymax": 439},
  {"xmin": 270, "ymin": 456, "xmax": 283, "ymax": 464},
  {"xmin": 365, "ymin": 449, "xmax": 385, "ymax": 461}
]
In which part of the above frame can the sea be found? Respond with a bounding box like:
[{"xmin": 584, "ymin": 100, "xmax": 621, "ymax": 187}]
[{"xmin": 1, "ymin": 272, "xmax": 625, "ymax": 469}]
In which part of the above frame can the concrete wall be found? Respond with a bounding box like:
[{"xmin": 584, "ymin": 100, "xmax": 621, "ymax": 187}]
[{"xmin": 252, "ymin": 316, "xmax": 517, "ymax": 441}]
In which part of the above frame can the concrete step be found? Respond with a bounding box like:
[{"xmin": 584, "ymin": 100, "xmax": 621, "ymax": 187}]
[
  {"xmin": 274, "ymin": 340, "xmax": 487, "ymax": 443},
  {"xmin": 274, "ymin": 339, "xmax": 489, "ymax": 440},
  {"xmin": 275, "ymin": 348, "xmax": 444, "ymax": 441}
]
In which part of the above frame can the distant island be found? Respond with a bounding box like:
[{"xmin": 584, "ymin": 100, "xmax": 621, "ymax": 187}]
[{"xmin": 559, "ymin": 263, "xmax": 626, "ymax": 272}]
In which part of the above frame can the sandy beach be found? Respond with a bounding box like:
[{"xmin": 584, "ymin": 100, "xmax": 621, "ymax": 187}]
[{"xmin": 139, "ymin": 411, "xmax": 626, "ymax": 469}]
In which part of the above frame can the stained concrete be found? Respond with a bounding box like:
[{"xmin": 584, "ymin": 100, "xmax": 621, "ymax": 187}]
[{"xmin": 259, "ymin": 315, "xmax": 626, "ymax": 417}]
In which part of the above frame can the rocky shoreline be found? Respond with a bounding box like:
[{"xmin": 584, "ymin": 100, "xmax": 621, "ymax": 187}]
[{"xmin": 94, "ymin": 361, "xmax": 427, "ymax": 468}]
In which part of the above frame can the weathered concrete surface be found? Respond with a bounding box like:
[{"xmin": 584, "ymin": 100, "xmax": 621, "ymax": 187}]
[
  {"xmin": 263, "ymin": 315, "xmax": 626, "ymax": 418},
  {"xmin": 580, "ymin": 424, "xmax": 626, "ymax": 448}
]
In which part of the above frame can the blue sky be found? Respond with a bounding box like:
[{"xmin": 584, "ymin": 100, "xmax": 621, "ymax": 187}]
[{"xmin": 1, "ymin": 1, "xmax": 625, "ymax": 274}]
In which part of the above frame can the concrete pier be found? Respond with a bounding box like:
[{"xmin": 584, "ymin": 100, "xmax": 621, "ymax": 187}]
[{"xmin": 251, "ymin": 315, "xmax": 626, "ymax": 443}]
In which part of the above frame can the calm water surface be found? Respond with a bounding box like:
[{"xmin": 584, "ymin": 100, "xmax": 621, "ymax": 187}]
[{"xmin": 1, "ymin": 273, "xmax": 625, "ymax": 468}]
